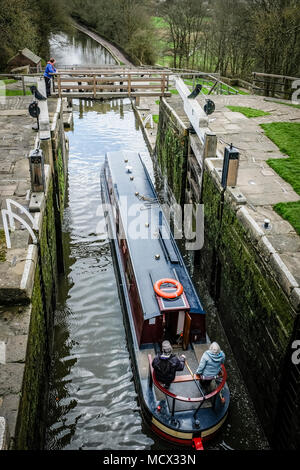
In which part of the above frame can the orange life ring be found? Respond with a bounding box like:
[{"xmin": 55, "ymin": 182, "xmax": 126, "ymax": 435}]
[{"xmin": 153, "ymin": 278, "xmax": 183, "ymax": 299}]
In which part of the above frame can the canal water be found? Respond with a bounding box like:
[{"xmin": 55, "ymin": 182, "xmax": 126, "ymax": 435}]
[
  {"xmin": 45, "ymin": 98, "xmax": 156, "ymax": 450},
  {"xmin": 45, "ymin": 31, "xmax": 269, "ymax": 451},
  {"xmin": 49, "ymin": 29, "xmax": 116, "ymax": 67}
]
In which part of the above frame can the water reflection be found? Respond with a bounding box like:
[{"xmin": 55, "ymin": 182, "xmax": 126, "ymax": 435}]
[
  {"xmin": 49, "ymin": 29, "xmax": 117, "ymax": 67},
  {"xmin": 45, "ymin": 99, "xmax": 154, "ymax": 450}
]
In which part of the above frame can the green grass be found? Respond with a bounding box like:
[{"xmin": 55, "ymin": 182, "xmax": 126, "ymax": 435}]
[
  {"xmin": 265, "ymin": 99, "xmax": 300, "ymax": 110},
  {"xmin": 261, "ymin": 122, "xmax": 300, "ymax": 234},
  {"xmin": 227, "ymin": 106, "xmax": 270, "ymax": 118},
  {"xmin": 150, "ymin": 15, "xmax": 178, "ymax": 68},
  {"xmin": 1, "ymin": 79, "xmax": 18, "ymax": 85},
  {"xmin": 0, "ymin": 89, "xmax": 31, "ymax": 96},
  {"xmin": 152, "ymin": 114, "xmax": 159, "ymax": 124},
  {"xmin": 151, "ymin": 16, "xmax": 169, "ymax": 28},
  {"xmin": 183, "ymin": 79, "xmax": 245, "ymax": 96},
  {"xmin": 273, "ymin": 202, "xmax": 300, "ymax": 235}
]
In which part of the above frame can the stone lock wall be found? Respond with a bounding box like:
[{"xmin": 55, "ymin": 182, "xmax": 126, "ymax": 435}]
[
  {"xmin": 200, "ymin": 162, "xmax": 300, "ymax": 449},
  {"xmin": 0, "ymin": 98, "xmax": 68, "ymax": 450},
  {"xmin": 155, "ymin": 99, "xmax": 300, "ymax": 449},
  {"xmin": 14, "ymin": 172, "xmax": 65, "ymax": 450},
  {"xmin": 155, "ymin": 98, "xmax": 189, "ymax": 205}
]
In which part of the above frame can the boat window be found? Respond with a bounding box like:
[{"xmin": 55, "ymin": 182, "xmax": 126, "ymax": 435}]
[{"xmin": 156, "ymin": 290, "xmax": 190, "ymax": 312}]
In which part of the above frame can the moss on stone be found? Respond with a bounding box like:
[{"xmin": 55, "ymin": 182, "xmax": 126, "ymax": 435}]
[
  {"xmin": 156, "ymin": 101, "xmax": 188, "ymax": 204},
  {"xmin": 15, "ymin": 176, "xmax": 61, "ymax": 449},
  {"xmin": 14, "ymin": 265, "xmax": 46, "ymax": 450},
  {"xmin": 200, "ymin": 166, "xmax": 296, "ymax": 437},
  {"xmin": 39, "ymin": 178, "xmax": 58, "ymax": 312},
  {"xmin": 56, "ymin": 147, "xmax": 65, "ymax": 215},
  {"xmin": 0, "ymin": 229, "xmax": 6, "ymax": 262}
]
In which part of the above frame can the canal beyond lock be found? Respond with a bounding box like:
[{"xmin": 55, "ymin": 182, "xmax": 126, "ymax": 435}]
[{"xmin": 44, "ymin": 29, "xmax": 269, "ymax": 451}]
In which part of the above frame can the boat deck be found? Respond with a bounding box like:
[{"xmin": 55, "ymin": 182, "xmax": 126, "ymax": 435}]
[
  {"xmin": 139, "ymin": 342, "xmax": 211, "ymax": 404},
  {"xmin": 106, "ymin": 151, "xmax": 205, "ymax": 321}
]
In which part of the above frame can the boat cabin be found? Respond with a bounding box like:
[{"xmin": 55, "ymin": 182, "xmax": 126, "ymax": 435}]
[{"xmin": 103, "ymin": 151, "xmax": 206, "ymax": 350}]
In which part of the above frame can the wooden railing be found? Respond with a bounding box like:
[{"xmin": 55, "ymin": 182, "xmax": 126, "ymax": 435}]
[
  {"xmin": 53, "ymin": 70, "xmax": 171, "ymax": 98},
  {"xmin": 252, "ymin": 72, "xmax": 299, "ymax": 100}
]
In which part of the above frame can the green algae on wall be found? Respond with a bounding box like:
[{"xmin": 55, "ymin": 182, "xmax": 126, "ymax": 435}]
[
  {"xmin": 14, "ymin": 176, "xmax": 62, "ymax": 449},
  {"xmin": 39, "ymin": 178, "xmax": 58, "ymax": 314},
  {"xmin": 55, "ymin": 147, "xmax": 65, "ymax": 221},
  {"xmin": 14, "ymin": 119, "xmax": 67, "ymax": 449},
  {"xmin": 14, "ymin": 265, "xmax": 47, "ymax": 450},
  {"xmin": 156, "ymin": 100, "xmax": 188, "ymax": 204},
  {"xmin": 0, "ymin": 229, "xmax": 6, "ymax": 262}
]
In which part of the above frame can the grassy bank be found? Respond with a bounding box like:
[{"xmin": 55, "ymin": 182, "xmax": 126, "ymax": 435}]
[
  {"xmin": 0, "ymin": 89, "xmax": 31, "ymax": 96},
  {"xmin": 151, "ymin": 16, "xmax": 172, "ymax": 67},
  {"xmin": 261, "ymin": 122, "xmax": 300, "ymax": 234},
  {"xmin": 227, "ymin": 106, "xmax": 270, "ymax": 118}
]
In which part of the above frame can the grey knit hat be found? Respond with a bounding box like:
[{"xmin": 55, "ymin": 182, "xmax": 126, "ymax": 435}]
[{"xmin": 162, "ymin": 340, "xmax": 172, "ymax": 354}]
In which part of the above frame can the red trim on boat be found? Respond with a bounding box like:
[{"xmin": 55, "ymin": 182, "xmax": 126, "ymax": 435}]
[
  {"xmin": 151, "ymin": 423, "xmax": 193, "ymax": 446},
  {"xmin": 148, "ymin": 354, "xmax": 227, "ymax": 403},
  {"xmin": 192, "ymin": 437, "xmax": 204, "ymax": 450}
]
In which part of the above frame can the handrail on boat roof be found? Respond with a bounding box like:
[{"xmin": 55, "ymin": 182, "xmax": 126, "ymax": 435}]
[{"xmin": 148, "ymin": 354, "xmax": 227, "ymax": 403}]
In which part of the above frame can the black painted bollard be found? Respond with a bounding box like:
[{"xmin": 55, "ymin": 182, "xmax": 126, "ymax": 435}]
[{"xmin": 221, "ymin": 145, "xmax": 240, "ymax": 189}]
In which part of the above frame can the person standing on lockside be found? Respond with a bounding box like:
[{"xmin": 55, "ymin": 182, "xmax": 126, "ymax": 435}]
[{"xmin": 44, "ymin": 58, "xmax": 57, "ymax": 97}]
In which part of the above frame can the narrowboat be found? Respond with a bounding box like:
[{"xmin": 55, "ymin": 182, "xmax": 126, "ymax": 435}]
[{"xmin": 100, "ymin": 151, "xmax": 230, "ymax": 450}]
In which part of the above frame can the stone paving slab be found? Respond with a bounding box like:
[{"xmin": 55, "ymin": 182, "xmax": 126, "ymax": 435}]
[
  {"xmin": 0, "ymin": 96, "xmax": 36, "ymax": 249},
  {"xmin": 0, "ymin": 95, "xmax": 59, "ymax": 449},
  {"xmin": 0, "ymin": 364, "xmax": 25, "ymax": 395},
  {"xmin": 6, "ymin": 335, "xmax": 28, "ymax": 363}
]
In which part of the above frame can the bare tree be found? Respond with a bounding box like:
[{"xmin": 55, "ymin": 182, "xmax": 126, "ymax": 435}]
[{"xmin": 160, "ymin": 0, "xmax": 208, "ymax": 69}]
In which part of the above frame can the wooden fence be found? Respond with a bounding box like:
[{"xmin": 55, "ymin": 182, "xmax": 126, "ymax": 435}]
[
  {"xmin": 252, "ymin": 72, "xmax": 299, "ymax": 100},
  {"xmin": 52, "ymin": 69, "xmax": 171, "ymax": 98}
]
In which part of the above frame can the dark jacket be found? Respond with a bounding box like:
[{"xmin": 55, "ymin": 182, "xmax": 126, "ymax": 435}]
[{"xmin": 152, "ymin": 353, "xmax": 185, "ymax": 384}]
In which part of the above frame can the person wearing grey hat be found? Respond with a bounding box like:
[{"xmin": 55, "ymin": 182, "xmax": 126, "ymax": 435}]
[{"xmin": 152, "ymin": 340, "xmax": 186, "ymax": 389}]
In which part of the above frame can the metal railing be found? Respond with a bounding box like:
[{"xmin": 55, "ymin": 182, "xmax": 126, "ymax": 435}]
[{"xmin": 148, "ymin": 354, "xmax": 227, "ymax": 418}]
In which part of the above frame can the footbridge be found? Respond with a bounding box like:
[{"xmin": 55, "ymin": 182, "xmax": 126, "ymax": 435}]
[
  {"xmin": 50, "ymin": 65, "xmax": 241, "ymax": 100},
  {"xmin": 52, "ymin": 66, "xmax": 172, "ymax": 99}
]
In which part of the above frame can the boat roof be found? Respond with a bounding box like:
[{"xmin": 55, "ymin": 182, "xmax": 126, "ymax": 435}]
[{"xmin": 105, "ymin": 151, "xmax": 205, "ymax": 320}]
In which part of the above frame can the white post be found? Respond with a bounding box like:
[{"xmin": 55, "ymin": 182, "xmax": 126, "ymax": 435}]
[
  {"xmin": 36, "ymin": 77, "xmax": 51, "ymax": 141},
  {"xmin": 174, "ymin": 77, "xmax": 210, "ymax": 144}
]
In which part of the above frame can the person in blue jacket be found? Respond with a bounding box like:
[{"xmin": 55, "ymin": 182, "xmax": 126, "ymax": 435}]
[
  {"xmin": 195, "ymin": 342, "xmax": 225, "ymax": 390},
  {"xmin": 44, "ymin": 58, "xmax": 57, "ymax": 97}
]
